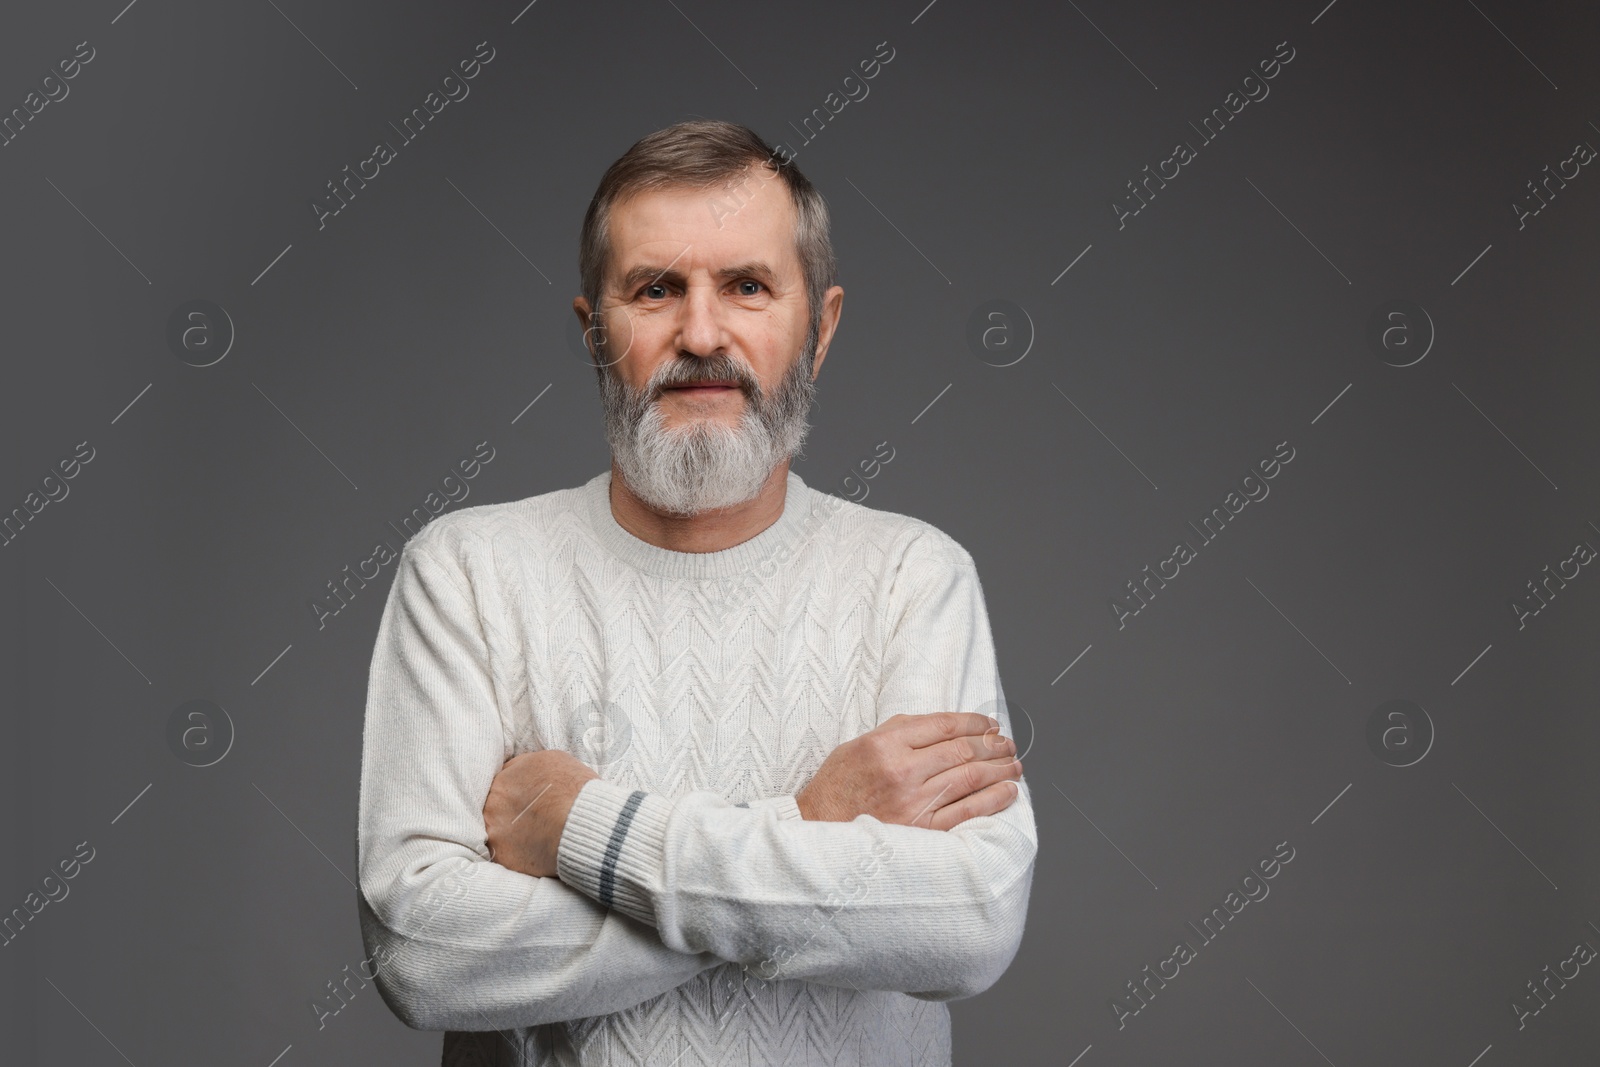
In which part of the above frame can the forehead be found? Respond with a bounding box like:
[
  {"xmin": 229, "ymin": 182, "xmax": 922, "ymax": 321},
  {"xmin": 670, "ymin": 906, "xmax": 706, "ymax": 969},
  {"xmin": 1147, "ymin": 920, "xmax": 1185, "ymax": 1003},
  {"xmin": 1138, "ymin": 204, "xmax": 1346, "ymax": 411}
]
[{"xmin": 606, "ymin": 175, "xmax": 799, "ymax": 280}]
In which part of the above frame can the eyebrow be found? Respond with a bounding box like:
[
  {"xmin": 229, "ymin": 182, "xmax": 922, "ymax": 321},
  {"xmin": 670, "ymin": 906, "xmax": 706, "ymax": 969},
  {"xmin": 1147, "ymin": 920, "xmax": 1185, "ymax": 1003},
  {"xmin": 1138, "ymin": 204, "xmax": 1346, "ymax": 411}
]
[{"xmin": 614, "ymin": 260, "xmax": 780, "ymax": 293}]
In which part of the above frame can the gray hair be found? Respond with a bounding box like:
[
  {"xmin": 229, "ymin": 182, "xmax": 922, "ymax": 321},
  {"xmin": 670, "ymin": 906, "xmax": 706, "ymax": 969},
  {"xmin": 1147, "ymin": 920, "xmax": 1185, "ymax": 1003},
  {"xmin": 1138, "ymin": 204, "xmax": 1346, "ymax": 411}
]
[{"xmin": 578, "ymin": 120, "xmax": 835, "ymax": 361}]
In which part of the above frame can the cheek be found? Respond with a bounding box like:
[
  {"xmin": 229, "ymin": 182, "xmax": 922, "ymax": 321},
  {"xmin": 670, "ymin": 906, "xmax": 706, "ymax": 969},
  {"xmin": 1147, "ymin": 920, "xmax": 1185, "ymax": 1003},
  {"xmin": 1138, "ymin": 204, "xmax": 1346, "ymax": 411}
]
[
  {"xmin": 601, "ymin": 308, "xmax": 650, "ymax": 368},
  {"xmin": 742, "ymin": 311, "xmax": 799, "ymax": 377}
]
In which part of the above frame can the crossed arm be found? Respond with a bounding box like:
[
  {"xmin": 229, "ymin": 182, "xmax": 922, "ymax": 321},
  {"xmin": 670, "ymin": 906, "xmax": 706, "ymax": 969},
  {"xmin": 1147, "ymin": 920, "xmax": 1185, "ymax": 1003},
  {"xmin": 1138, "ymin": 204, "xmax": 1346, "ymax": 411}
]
[{"xmin": 355, "ymin": 535, "xmax": 1038, "ymax": 1032}]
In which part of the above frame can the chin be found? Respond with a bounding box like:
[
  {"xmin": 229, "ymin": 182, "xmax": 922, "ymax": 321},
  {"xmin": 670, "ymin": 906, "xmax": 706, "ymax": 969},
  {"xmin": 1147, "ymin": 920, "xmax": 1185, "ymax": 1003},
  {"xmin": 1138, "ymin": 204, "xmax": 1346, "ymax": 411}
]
[{"xmin": 661, "ymin": 401, "xmax": 744, "ymax": 425}]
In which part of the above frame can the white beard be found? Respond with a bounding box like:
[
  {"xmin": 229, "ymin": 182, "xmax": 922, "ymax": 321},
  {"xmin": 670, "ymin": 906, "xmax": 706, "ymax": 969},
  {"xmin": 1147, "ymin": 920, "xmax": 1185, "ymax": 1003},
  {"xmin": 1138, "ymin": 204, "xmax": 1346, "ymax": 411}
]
[{"xmin": 598, "ymin": 331, "xmax": 818, "ymax": 517}]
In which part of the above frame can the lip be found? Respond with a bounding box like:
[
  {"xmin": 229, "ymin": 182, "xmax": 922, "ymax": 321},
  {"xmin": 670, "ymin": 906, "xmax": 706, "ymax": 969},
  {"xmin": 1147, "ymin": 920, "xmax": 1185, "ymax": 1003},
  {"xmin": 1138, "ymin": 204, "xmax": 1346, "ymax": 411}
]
[{"xmin": 665, "ymin": 383, "xmax": 740, "ymax": 393}]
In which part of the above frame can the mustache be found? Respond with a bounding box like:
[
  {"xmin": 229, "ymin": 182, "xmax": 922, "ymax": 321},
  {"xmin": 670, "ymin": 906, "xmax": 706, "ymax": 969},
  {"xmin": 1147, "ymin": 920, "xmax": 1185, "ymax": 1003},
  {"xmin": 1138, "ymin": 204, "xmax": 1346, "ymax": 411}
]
[{"xmin": 649, "ymin": 356, "xmax": 760, "ymax": 396}]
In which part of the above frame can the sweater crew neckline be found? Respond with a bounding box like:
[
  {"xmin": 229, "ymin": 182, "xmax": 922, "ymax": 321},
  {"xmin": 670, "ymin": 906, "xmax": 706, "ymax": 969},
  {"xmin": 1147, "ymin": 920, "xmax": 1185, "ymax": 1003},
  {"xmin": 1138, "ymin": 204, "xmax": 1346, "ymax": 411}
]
[{"xmin": 581, "ymin": 467, "xmax": 817, "ymax": 580}]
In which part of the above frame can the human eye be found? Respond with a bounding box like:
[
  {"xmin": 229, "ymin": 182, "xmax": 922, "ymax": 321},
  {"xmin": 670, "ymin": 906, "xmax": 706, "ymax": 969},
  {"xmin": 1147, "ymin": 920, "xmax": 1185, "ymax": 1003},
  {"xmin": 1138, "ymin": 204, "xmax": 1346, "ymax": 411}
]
[
  {"xmin": 735, "ymin": 279, "xmax": 765, "ymax": 296},
  {"xmin": 638, "ymin": 282, "xmax": 671, "ymax": 301}
]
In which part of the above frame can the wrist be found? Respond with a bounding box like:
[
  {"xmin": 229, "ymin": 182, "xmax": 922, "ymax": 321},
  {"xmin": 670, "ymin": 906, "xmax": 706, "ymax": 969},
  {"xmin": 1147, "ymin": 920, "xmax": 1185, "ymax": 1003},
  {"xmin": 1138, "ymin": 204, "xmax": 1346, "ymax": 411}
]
[
  {"xmin": 551, "ymin": 772, "xmax": 598, "ymax": 842},
  {"xmin": 794, "ymin": 787, "xmax": 835, "ymax": 821}
]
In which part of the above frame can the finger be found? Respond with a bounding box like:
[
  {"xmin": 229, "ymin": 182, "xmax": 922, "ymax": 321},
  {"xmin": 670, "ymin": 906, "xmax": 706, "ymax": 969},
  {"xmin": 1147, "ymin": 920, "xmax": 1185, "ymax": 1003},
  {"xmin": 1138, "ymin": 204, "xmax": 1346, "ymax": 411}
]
[
  {"xmin": 911, "ymin": 731, "xmax": 1016, "ymax": 779},
  {"xmin": 923, "ymin": 754, "xmax": 1023, "ymax": 808},
  {"xmin": 885, "ymin": 711, "xmax": 1003, "ymax": 749},
  {"xmin": 927, "ymin": 780, "xmax": 1020, "ymax": 831}
]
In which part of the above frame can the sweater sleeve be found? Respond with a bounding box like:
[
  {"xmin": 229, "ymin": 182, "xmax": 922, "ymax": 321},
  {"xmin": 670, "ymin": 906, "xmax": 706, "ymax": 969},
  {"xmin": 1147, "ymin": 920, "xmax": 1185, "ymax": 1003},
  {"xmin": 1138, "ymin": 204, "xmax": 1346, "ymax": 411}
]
[
  {"xmin": 355, "ymin": 539, "xmax": 721, "ymax": 1032},
  {"xmin": 554, "ymin": 531, "xmax": 1038, "ymax": 1001}
]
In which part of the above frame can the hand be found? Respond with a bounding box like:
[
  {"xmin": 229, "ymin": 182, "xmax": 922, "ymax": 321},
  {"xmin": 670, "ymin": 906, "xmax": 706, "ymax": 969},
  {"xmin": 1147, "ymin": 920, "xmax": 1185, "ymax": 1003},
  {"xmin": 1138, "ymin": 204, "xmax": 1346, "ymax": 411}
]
[
  {"xmin": 795, "ymin": 712, "xmax": 1022, "ymax": 831},
  {"xmin": 483, "ymin": 750, "xmax": 599, "ymax": 877}
]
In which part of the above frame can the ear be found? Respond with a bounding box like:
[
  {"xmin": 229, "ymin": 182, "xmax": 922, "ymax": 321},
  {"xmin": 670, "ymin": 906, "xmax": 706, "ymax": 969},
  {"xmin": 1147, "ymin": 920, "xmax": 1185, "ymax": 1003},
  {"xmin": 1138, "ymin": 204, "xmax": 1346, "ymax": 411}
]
[
  {"xmin": 809, "ymin": 285, "xmax": 845, "ymax": 378},
  {"xmin": 573, "ymin": 295, "xmax": 602, "ymax": 360}
]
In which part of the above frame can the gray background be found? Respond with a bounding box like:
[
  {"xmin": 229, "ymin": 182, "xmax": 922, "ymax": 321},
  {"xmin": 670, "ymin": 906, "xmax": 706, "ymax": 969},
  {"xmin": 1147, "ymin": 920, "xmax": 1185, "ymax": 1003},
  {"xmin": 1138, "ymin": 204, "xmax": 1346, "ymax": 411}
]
[{"xmin": 3, "ymin": 0, "xmax": 1597, "ymax": 1063}]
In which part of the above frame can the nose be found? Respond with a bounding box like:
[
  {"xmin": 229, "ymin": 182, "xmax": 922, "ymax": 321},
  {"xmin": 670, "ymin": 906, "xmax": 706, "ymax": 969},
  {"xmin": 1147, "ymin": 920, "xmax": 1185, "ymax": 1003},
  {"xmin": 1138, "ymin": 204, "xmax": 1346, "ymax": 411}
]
[{"xmin": 674, "ymin": 281, "xmax": 728, "ymax": 358}]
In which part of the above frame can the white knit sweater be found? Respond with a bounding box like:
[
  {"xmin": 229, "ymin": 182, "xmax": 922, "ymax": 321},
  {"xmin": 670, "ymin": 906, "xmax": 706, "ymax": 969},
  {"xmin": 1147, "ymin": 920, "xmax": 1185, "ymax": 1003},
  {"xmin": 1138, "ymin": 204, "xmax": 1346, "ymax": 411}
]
[{"xmin": 355, "ymin": 468, "xmax": 1037, "ymax": 1066}]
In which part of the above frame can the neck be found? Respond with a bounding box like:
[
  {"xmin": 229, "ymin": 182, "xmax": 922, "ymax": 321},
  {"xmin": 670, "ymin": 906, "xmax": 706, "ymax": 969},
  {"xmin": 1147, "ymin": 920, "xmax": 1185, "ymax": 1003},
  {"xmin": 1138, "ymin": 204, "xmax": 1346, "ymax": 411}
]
[{"xmin": 608, "ymin": 459, "xmax": 791, "ymax": 553}]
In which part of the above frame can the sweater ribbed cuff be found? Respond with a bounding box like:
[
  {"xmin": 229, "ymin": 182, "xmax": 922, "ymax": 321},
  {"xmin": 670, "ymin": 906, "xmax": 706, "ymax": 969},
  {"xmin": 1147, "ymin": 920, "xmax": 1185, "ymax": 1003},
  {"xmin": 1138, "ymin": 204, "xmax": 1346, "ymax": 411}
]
[
  {"xmin": 746, "ymin": 794, "xmax": 804, "ymax": 821},
  {"xmin": 556, "ymin": 778, "xmax": 672, "ymax": 927}
]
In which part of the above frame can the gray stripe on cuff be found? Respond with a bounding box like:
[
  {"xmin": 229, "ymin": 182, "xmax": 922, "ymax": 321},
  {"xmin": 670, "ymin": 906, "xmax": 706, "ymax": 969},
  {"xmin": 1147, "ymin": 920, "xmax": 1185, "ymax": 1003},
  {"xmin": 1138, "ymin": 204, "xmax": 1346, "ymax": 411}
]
[{"xmin": 597, "ymin": 790, "xmax": 648, "ymax": 910}]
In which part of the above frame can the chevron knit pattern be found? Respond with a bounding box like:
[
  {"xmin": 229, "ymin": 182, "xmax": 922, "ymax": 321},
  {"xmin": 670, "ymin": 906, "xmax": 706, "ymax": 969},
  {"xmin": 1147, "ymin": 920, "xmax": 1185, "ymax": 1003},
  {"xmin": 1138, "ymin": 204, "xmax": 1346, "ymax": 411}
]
[{"xmin": 355, "ymin": 468, "xmax": 1038, "ymax": 1066}]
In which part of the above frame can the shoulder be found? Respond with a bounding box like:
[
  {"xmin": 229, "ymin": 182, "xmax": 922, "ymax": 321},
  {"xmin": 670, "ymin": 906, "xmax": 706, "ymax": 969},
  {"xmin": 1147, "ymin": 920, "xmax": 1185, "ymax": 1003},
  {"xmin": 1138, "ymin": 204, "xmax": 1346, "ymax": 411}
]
[
  {"xmin": 812, "ymin": 492, "xmax": 993, "ymax": 641},
  {"xmin": 802, "ymin": 482, "xmax": 977, "ymax": 579},
  {"xmin": 402, "ymin": 482, "xmax": 587, "ymax": 572}
]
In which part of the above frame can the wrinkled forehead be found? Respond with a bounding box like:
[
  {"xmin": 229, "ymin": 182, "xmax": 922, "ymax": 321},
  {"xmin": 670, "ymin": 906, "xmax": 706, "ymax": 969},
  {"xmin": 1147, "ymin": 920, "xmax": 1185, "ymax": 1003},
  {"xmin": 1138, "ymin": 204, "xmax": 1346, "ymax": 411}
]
[{"xmin": 605, "ymin": 178, "xmax": 800, "ymax": 287}]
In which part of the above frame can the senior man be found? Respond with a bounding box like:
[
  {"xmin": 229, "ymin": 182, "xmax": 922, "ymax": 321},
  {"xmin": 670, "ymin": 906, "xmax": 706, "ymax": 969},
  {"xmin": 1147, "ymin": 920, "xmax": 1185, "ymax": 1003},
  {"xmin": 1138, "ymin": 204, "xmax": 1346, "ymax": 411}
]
[{"xmin": 356, "ymin": 119, "xmax": 1036, "ymax": 1066}]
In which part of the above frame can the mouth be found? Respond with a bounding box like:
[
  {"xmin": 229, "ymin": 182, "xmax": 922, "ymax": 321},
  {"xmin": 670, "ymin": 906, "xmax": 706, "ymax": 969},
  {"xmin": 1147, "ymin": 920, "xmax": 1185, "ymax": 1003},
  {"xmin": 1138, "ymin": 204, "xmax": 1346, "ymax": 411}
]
[{"xmin": 663, "ymin": 381, "xmax": 742, "ymax": 395}]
